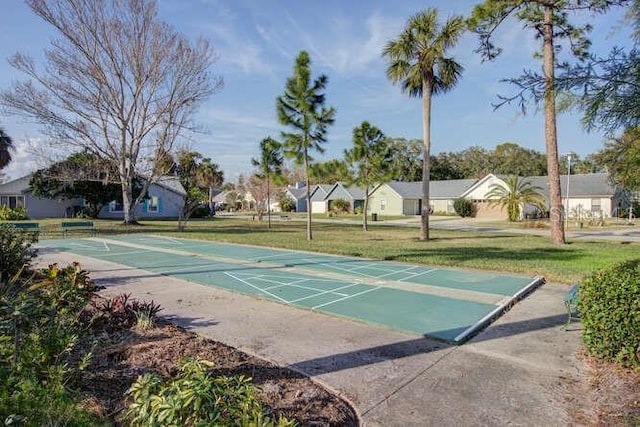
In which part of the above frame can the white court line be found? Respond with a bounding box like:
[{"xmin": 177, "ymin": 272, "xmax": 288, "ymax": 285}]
[
  {"xmin": 397, "ymin": 268, "xmax": 439, "ymax": 281},
  {"xmin": 102, "ymin": 241, "xmax": 110, "ymax": 252},
  {"xmin": 156, "ymin": 263, "xmax": 214, "ymax": 274},
  {"xmin": 141, "ymin": 236, "xmax": 184, "ymax": 245},
  {"xmin": 68, "ymin": 242, "xmax": 106, "ymax": 251},
  {"xmin": 262, "ymin": 277, "xmax": 313, "ymax": 290},
  {"xmin": 99, "ymin": 250, "xmax": 149, "ymax": 258},
  {"xmin": 225, "ymin": 272, "xmax": 290, "ymax": 304},
  {"xmin": 376, "ymin": 265, "xmax": 421, "ymax": 279},
  {"xmin": 265, "ymin": 281, "xmax": 350, "ymax": 297},
  {"xmin": 289, "ymin": 283, "xmax": 361, "ymax": 303},
  {"xmin": 248, "ymin": 252, "xmax": 294, "ymax": 261},
  {"xmin": 302, "ymin": 259, "xmax": 379, "ymax": 279},
  {"xmin": 312, "ymin": 286, "xmax": 381, "ymax": 309}
]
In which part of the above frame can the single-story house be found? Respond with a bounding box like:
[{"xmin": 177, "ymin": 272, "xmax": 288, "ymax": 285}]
[
  {"xmin": 282, "ymin": 185, "xmax": 307, "ymax": 212},
  {"xmin": 460, "ymin": 173, "xmax": 627, "ymax": 220},
  {"xmin": 0, "ymin": 174, "xmax": 186, "ymax": 219},
  {"xmin": 368, "ymin": 179, "xmax": 478, "ymax": 216},
  {"xmin": 98, "ymin": 175, "xmax": 186, "ymax": 219},
  {"xmin": 325, "ymin": 182, "xmax": 365, "ymax": 213},
  {"xmin": 310, "ymin": 184, "xmax": 335, "ymax": 214},
  {"xmin": 0, "ymin": 174, "xmax": 76, "ymax": 218},
  {"xmin": 367, "ymin": 173, "xmax": 627, "ymax": 220}
]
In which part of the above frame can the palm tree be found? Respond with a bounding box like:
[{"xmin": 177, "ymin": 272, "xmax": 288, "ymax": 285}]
[
  {"xmin": 485, "ymin": 176, "xmax": 546, "ymax": 222},
  {"xmin": 196, "ymin": 159, "xmax": 224, "ymax": 215},
  {"xmin": 277, "ymin": 51, "xmax": 336, "ymax": 241},
  {"xmin": 0, "ymin": 127, "xmax": 14, "ymax": 170},
  {"xmin": 251, "ymin": 137, "xmax": 283, "ymax": 229},
  {"xmin": 383, "ymin": 9, "xmax": 465, "ymax": 241}
]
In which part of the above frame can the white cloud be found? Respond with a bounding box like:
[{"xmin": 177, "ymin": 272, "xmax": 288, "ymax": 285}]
[{"xmin": 1, "ymin": 138, "xmax": 40, "ymax": 181}]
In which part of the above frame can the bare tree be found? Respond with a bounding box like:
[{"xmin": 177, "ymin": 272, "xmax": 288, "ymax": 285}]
[{"xmin": 0, "ymin": 0, "xmax": 222, "ymax": 224}]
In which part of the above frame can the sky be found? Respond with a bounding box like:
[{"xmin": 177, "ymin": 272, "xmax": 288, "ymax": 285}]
[{"xmin": 0, "ymin": 0, "xmax": 634, "ymax": 183}]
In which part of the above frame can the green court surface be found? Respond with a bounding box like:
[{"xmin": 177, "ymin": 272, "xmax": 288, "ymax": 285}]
[{"xmin": 39, "ymin": 235, "xmax": 544, "ymax": 344}]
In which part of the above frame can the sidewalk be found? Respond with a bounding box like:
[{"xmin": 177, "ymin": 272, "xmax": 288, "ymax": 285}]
[{"xmin": 39, "ymin": 248, "xmax": 584, "ymax": 426}]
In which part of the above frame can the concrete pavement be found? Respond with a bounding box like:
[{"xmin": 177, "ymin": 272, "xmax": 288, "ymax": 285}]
[{"xmin": 38, "ymin": 248, "xmax": 584, "ymax": 426}]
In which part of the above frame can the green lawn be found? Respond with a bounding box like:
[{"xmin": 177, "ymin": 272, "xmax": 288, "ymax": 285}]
[{"xmin": 25, "ymin": 216, "xmax": 639, "ymax": 284}]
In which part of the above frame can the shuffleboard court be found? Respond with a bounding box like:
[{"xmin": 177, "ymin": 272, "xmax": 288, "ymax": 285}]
[{"xmin": 39, "ymin": 235, "xmax": 544, "ymax": 343}]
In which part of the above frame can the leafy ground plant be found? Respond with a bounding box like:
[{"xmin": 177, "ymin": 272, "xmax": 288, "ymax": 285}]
[{"xmin": 124, "ymin": 357, "xmax": 295, "ymax": 426}]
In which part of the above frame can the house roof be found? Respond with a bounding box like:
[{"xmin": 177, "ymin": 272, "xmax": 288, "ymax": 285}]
[
  {"xmin": 286, "ymin": 187, "xmax": 306, "ymax": 200},
  {"xmin": 0, "ymin": 175, "xmax": 32, "ymax": 194},
  {"xmin": 154, "ymin": 175, "xmax": 187, "ymax": 197},
  {"xmin": 324, "ymin": 182, "xmax": 366, "ymax": 200},
  {"xmin": 386, "ymin": 179, "xmax": 478, "ymax": 199},
  {"xmin": 527, "ymin": 173, "xmax": 617, "ymax": 198},
  {"xmin": 0, "ymin": 173, "xmax": 187, "ymax": 197}
]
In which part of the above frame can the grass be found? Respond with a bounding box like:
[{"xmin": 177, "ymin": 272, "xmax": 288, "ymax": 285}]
[{"xmin": 21, "ymin": 216, "xmax": 639, "ymax": 284}]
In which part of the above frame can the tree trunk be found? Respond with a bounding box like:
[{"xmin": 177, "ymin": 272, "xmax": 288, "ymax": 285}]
[
  {"xmin": 208, "ymin": 186, "xmax": 214, "ymax": 214},
  {"xmin": 121, "ymin": 178, "xmax": 136, "ymax": 225},
  {"xmin": 363, "ymin": 184, "xmax": 369, "ymax": 231},
  {"xmin": 420, "ymin": 80, "xmax": 433, "ymax": 241},
  {"xmin": 267, "ymin": 176, "xmax": 271, "ymax": 229},
  {"xmin": 304, "ymin": 150, "xmax": 312, "ymax": 241},
  {"xmin": 543, "ymin": 5, "xmax": 566, "ymax": 245}
]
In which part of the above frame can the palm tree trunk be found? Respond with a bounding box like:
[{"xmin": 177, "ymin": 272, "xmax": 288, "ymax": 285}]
[
  {"xmin": 543, "ymin": 5, "xmax": 566, "ymax": 245},
  {"xmin": 420, "ymin": 80, "xmax": 432, "ymax": 241}
]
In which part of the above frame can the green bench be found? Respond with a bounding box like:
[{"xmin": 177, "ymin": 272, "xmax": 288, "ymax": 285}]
[
  {"xmin": 61, "ymin": 221, "xmax": 97, "ymax": 238},
  {"xmin": 2, "ymin": 222, "xmax": 40, "ymax": 237},
  {"xmin": 564, "ymin": 283, "xmax": 580, "ymax": 328}
]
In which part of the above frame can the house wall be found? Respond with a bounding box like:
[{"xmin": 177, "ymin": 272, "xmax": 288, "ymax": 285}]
[
  {"xmin": 432, "ymin": 199, "xmax": 455, "ymax": 214},
  {"xmin": 402, "ymin": 199, "xmax": 420, "ymax": 215},
  {"xmin": 473, "ymin": 201, "xmax": 508, "ymax": 220},
  {"xmin": 368, "ymin": 184, "xmax": 404, "ymax": 215},
  {"xmin": 465, "ymin": 176, "xmax": 504, "ymax": 200},
  {"xmin": 311, "ymin": 200, "xmax": 327, "ymax": 214},
  {"xmin": 565, "ymin": 197, "xmax": 614, "ymax": 218},
  {"xmin": 99, "ymin": 184, "xmax": 184, "ymax": 219},
  {"xmin": 26, "ymin": 193, "xmax": 77, "ymax": 219}
]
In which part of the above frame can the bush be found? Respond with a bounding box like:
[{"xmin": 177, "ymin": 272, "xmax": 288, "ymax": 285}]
[
  {"xmin": 0, "ymin": 205, "xmax": 28, "ymax": 220},
  {"xmin": 0, "ymin": 223, "xmax": 38, "ymax": 283},
  {"xmin": 124, "ymin": 357, "xmax": 294, "ymax": 426},
  {"xmin": 579, "ymin": 259, "xmax": 640, "ymax": 368},
  {"xmin": 86, "ymin": 293, "xmax": 162, "ymax": 332},
  {"xmin": 453, "ymin": 197, "xmax": 475, "ymax": 218},
  {"xmin": 331, "ymin": 199, "xmax": 350, "ymax": 214},
  {"xmin": 279, "ymin": 198, "xmax": 296, "ymax": 213},
  {"xmin": 0, "ymin": 263, "xmax": 106, "ymax": 425}
]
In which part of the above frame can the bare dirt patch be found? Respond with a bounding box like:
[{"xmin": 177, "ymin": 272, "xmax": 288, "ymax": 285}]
[
  {"xmin": 78, "ymin": 321, "xmax": 359, "ymax": 426},
  {"xmin": 566, "ymin": 351, "xmax": 640, "ymax": 425}
]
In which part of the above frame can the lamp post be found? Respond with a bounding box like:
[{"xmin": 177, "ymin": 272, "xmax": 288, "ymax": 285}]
[{"xmin": 565, "ymin": 154, "xmax": 572, "ymax": 226}]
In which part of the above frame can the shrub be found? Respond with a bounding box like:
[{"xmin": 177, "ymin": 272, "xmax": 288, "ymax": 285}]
[
  {"xmin": 86, "ymin": 293, "xmax": 162, "ymax": 332},
  {"xmin": 579, "ymin": 259, "xmax": 640, "ymax": 368},
  {"xmin": 0, "ymin": 263, "xmax": 106, "ymax": 425},
  {"xmin": 0, "ymin": 205, "xmax": 28, "ymax": 220},
  {"xmin": 124, "ymin": 357, "xmax": 294, "ymax": 426},
  {"xmin": 453, "ymin": 197, "xmax": 475, "ymax": 218},
  {"xmin": 0, "ymin": 223, "xmax": 38, "ymax": 284},
  {"xmin": 331, "ymin": 199, "xmax": 350, "ymax": 214},
  {"xmin": 279, "ymin": 198, "xmax": 296, "ymax": 213}
]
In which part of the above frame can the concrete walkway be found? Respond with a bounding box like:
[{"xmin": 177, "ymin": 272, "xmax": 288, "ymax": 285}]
[{"xmin": 38, "ymin": 248, "xmax": 584, "ymax": 426}]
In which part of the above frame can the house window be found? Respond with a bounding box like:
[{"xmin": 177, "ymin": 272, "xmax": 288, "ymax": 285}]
[
  {"xmin": 0, "ymin": 195, "xmax": 25, "ymax": 209},
  {"xmin": 380, "ymin": 200, "xmax": 386, "ymax": 211},
  {"xmin": 148, "ymin": 196, "xmax": 159, "ymax": 212},
  {"xmin": 447, "ymin": 200, "xmax": 454, "ymax": 213},
  {"xmin": 110, "ymin": 200, "xmax": 124, "ymax": 212},
  {"xmin": 591, "ymin": 198, "xmax": 601, "ymax": 213}
]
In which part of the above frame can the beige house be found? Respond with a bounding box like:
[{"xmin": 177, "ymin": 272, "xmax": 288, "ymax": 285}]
[
  {"xmin": 460, "ymin": 173, "xmax": 627, "ymax": 220},
  {"xmin": 367, "ymin": 173, "xmax": 628, "ymax": 220},
  {"xmin": 368, "ymin": 179, "xmax": 477, "ymax": 216}
]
